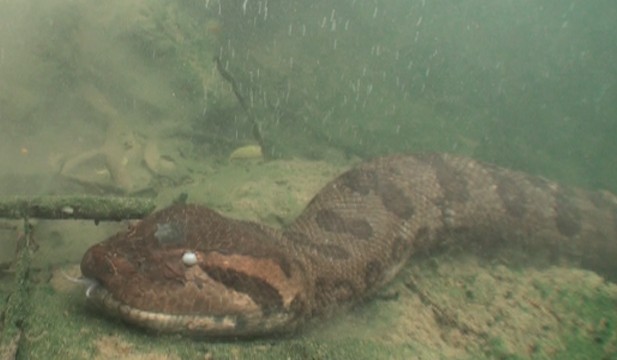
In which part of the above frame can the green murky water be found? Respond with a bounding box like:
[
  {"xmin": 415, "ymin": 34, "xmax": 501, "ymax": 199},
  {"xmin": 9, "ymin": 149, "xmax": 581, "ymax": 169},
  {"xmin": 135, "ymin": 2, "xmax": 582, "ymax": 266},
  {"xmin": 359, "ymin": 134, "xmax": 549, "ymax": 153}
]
[{"xmin": 1, "ymin": 1, "xmax": 615, "ymax": 359}]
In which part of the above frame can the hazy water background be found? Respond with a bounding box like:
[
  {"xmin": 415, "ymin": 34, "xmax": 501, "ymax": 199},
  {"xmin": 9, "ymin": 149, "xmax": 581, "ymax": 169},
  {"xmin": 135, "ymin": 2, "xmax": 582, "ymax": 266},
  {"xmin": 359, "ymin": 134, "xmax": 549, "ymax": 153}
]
[
  {"xmin": 0, "ymin": 0, "xmax": 616, "ymax": 358},
  {"xmin": 0, "ymin": 0, "xmax": 615, "ymax": 193},
  {"xmin": 211, "ymin": 0, "xmax": 617, "ymax": 190}
]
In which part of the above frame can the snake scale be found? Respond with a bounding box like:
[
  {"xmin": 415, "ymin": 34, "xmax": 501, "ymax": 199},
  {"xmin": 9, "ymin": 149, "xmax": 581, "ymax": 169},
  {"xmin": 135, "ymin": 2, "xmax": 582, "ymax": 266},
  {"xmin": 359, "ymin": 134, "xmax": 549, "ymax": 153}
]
[{"xmin": 80, "ymin": 153, "xmax": 617, "ymax": 337}]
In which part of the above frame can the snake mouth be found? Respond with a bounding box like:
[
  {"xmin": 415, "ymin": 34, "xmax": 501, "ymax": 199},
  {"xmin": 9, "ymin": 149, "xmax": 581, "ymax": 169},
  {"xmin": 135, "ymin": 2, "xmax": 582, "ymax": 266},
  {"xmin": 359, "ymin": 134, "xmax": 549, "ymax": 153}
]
[
  {"xmin": 84, "ymin": 284, "xmax": 241, "ymax": 335},
  {"xmin": 80, "ymin": 278, "xmax": 101, "ymax": 298},
  {"xmin": 61, "ymin": 271, "xmax": 102, "ymax": 299},
  {"xmin": 82, "ymin": 279, "xmax": 299, "ymax": 337}
]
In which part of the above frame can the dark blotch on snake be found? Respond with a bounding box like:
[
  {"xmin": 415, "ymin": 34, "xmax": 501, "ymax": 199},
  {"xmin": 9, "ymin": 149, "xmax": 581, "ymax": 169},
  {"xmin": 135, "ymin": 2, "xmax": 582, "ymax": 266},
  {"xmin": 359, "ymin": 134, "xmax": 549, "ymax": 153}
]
[
  {"xmin": 424, "ymin": 154, "xmax": 469, "ymax": 203},
  {"xmin": 201, "ymin": 265, "xmax": 283, "ymax": 315},
  {"xmin": 315, "ymin": 210, "xmax": 373, "ymax": 240},
  {"xmin": 493, "ymin": 172, "xmax": 527, "ymax": 218},
  {"xmin": 340, "ymin": 169, "xmax": 379, "ymax": 195},
  {"xmin": 588, "ymin": 192, "xmax": 617, "ymax": 234},
  {"xmin": 376, "ymin": 179, "xmax": 415, "ymax": 220},
  {"xmin": 348, "ymin": 219, "xmax": 373, "ymax": 240},
  {"xmin": 554, "ymin": 187, "xmax": 582, "ymax": 237},
  {"xmin": 315, "ymin": 209, "xmax": 346, "ymax": 232}
]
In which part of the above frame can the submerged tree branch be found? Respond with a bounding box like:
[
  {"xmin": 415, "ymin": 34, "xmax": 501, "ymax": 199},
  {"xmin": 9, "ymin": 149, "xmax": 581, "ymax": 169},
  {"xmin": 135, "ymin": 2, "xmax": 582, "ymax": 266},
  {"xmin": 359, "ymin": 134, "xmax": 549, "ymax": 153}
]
[{"xmin": 0, "ymin": 196, "xmax": 155, "ymax": 221}]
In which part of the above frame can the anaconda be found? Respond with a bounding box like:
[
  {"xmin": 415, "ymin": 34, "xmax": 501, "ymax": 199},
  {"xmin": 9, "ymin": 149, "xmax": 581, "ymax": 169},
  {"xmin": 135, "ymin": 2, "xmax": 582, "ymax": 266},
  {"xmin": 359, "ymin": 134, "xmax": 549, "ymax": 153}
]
[{"xmin": 80, "ymin": 153, "xmax": 617, "ymax": 336}]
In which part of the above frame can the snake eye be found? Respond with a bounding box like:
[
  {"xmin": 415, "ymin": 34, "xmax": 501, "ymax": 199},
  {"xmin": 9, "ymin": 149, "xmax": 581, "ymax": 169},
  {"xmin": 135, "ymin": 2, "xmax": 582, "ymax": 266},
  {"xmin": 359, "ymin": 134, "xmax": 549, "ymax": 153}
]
[{"xmin": 182, "ymin": 251, "xmax": 198, "ymax": 266}]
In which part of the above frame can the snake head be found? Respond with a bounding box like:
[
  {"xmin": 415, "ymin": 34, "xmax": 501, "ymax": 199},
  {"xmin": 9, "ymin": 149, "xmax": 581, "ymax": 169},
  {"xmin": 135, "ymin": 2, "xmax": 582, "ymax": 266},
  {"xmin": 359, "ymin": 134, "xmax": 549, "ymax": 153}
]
[{"xmin": 80, "ymin": 204, "xmax": 309, "ymax": 337}]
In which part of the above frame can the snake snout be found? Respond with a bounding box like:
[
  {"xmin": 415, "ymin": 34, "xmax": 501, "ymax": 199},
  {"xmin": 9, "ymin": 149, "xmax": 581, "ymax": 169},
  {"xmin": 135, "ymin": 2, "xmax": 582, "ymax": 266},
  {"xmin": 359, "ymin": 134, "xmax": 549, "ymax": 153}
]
[{"xmin": 80, "ymin": 242, "xmax": 120, "ymax": 283}]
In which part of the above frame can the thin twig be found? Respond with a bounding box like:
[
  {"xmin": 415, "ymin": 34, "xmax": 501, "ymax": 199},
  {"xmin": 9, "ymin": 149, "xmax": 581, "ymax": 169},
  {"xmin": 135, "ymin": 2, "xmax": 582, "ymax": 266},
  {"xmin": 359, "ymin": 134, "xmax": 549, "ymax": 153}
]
[{"xmin": 213, "ymin": 56, "xmax": 267, "ymax": 156}]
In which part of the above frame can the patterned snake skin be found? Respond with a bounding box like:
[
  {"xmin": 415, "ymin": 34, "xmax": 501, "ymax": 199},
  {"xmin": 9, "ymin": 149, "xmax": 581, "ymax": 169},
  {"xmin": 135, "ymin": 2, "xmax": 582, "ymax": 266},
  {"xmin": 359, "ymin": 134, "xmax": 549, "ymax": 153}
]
[{"xmin": 80, "ymin": 154, "xmax": 617, "ymax": 336}]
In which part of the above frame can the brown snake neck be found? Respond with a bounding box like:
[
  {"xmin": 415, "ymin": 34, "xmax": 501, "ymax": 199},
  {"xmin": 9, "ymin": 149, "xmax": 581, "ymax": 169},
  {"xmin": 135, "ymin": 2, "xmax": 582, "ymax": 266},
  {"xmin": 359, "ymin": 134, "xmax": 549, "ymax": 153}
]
[{"xmin": 80, "ymin": 153, "xmax": 617, "ymax": 336}]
